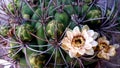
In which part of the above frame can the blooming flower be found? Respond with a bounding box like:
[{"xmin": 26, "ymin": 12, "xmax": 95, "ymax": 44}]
[
  {"xmin": 61, "ymin": 25, "xmax": 98, "ymax": 58},
  {"xmin": 97, "ymin": 36, "xmax": 117, "ymax": 60}
]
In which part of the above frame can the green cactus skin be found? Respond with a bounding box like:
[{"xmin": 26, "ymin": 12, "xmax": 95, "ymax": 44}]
[
  {"xmin": 22, "ymin": 4, "xmax": 37, "ymax": 17},
  {"xmin": 35, "ymin": 22, "xmax": 48, "ymax": 51},
  {"xmin": 31, "ymin": 8, "xmax": 41, "ymax": 26},
  {"xmin": 84, "ymin": 0, "xmax": 92, "ymax": 3},
  {"xmin": 32, "ymin": 8, "xmax": 41, "ymax": 20},
  {"xmin": 64, "ymin": 5, "xmax": 75, "ymax": 15},
  {"xmin": 55, "ymin": 12, "xmax": 69, "ymax": 27}
]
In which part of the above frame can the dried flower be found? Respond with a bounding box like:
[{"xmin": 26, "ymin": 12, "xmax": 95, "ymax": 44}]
[
  {"xmin": 61, "ymin": 25, "xmax": 98, "ymax": 58},
  {"xmin": 97, "ymin": 36, "xmax": 117, "ymax": 60}
]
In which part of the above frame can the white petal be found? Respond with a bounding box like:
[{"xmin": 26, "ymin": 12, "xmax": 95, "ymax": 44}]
[
  {"xmin": 61, "ymin": 37, "xmax": 72, "ymax": 50},
  {"xmin": 93, "ymin": 32, "xmax": 99, "ymax": 39},
  {"xmin": 61, "ymin": 37, "xmax": 71, "ymax": 46},
  {"xmin": 82, "ymin": 25, "xmax": 89, "ymax": 31},
  {"xmin": 66, "ymin": 31, "xmax": 73, "ymax": 41},
  {"xmin": 90, "ymin": 41, "xmax": 98, "ymax": 47},
  {"xmin": 87, "ymin": 30, "xmax": 94, "ymax": 37},
  {"xmin": 85, "ymin": 49, "xmax": 94, "ymax": 55},
  {"xmin": 4, "ymin": 65, "xmax": 12, "ymax": 68},
  {"xmin": 84, "ymin": 42, "xmax": 92, "ymax": 49},
  {"xmin": 0, "ymin": 59, "xmax": 11, "ymax": 65},
  {"xmin": 82, "ymin": 30, "xmax": 89, "ymax": 39},
  {"xmin": 78, "ymin": 48, "xmax": 85, "ymax": 55},
  {"xmin": 73, "ymin": 26, "xmax": 80, "ymax": 36},
  {"xmin": 69, "ymin": 49, "xmax": 77, "ymax": 58},
  {"xmin": 86, "ymin": 37, "xmax": 94, "ymax": 43}
]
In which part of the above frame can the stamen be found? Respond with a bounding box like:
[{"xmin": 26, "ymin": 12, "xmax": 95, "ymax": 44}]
[{"xmin": 72, "ymin": 35, "xmax": 85, "ymax": 47}]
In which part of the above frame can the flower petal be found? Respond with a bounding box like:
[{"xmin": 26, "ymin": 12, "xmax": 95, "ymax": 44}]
[
  {"xmin": 87, "ymin": 30, "xmax": 94, "ymax": 37},
  {"xmin": 61, "ymin": 37, "xmax": 71, "ymax": 45},
  {"xmin": 73, "ymin": 26, "xmax": 80, "ymax": 36},
  {"xmin": 82, "ymin": 30, "xmax": 89, "ymax": 39},
  {"xmin": 93, "ymin": 32, "xmax": 99, "ymax": 39},
  {"xmin": 84, "ymin": 42, "xmax": 92, "ymax": 49},
  {"xmin": 69, "ymin": 49, "xmax": 77, "ymax": 58},
  {"xmin": 0, "ymin": 59, "xmax": 12, "ymax": 68},
  {"xmin": 78, "ymin": 48, "xmax": 85, "ymax": 55},
  {"xmin": 90, "ymin": 41, "xmax": 98, "ymax": 47},
  {"xmin": 101, "ymin": 52, "xmax": 110, "ymax": 60},
  {"xmin": 98, "ymin": 36, "xmax": 110, "ymax": 45},
  {"xmin": 108, "ymin": 46, "xmax": 116, "ymax": 56},
  {"xmin": 66, "ymin": 31, "xmax": 73, "ymax": 41},
  {"xmin": 113, "ymin": 44, "xmax": 119, "ymax": 49},
  {"xmin": 61, "ymin": 37, "xmax": 71, "ymax": 50},
  {"xmin": 85, "ymin": 48, "xmax": 94, "ymax": 55},
  {"xmin": 61, "ymin": 44, "xmax": 70, "ymax": 50},
  {"xmin": 97, "ymin": 51, "xmax": 110, "ymax": 60},
  {"xmin": 86, "ymin": 37, "xmax": 94, "ymax": 43},
  {"xmin": 82, "ymin": 25, "xmax": 89, "ymax": 31}
]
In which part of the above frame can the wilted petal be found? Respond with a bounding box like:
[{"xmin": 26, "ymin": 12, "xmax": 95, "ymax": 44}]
[
  {"xmin": 66, "ymin": 31, "xmax": 73, "ymax": 41},
  {"xmin": 98, "ymin": 36, "xmax": 110, "ymax": 45},
  {"xmin": 73, "ymin": 26, "xmax": 80, "ymax": 36},
  {"xmin": 102, "ymin": 53, "xmax": 110, "ymax": 60},
  {"xmin": 108, "ymin": 46, "xmax": 116, "ymax": 56},
  {"xmin": 113, "ymin": 44, "xmax": 119, "ymax": 49},
  {"xmin": 97, "ymin": 50, "xmax": 110, "ymax": 60}
]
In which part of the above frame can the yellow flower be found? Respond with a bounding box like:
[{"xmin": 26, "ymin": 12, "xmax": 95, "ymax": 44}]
[
  {"xmin": 97, "ymin": 36, "xmax": 117, "ymax": 60},
  {"xmin": 61, "ymin": 25, "xmax": 98, "ymax": 58}
]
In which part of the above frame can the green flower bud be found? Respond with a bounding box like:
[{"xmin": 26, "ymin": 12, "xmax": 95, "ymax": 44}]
[
  {"xmin": 0, "ymin": 26, "xmax": 9, "ymax": 37},
  {"xmin": 8, "ymin": 39, "xmax": 24, "ymax": 60},
  {"xmin": 23, "ymin": 14, "xmax": 30, "ymax": 20},
  {"xmin": 46, "ymin": 20, "xmax": 64, "ymax": 39},
  {"xmin": 7, "ymin": 3, "xmax": 14, "ymax": 13},
  {"xmin": 86, "ymin": 9, "xmax": 101, "ymax": 23},
  {"xmin": 16, "ymin": 23, "xmax": 34, "ymax": 41},
  {"xmin": 29, "ymin": 53, "xmax": 46, "ymax": 68}
]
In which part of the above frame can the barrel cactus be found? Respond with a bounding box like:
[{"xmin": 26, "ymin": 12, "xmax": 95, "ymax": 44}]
[{"xmin": 0, "ymin": 0, "xmax": 120, "ymax": 68}]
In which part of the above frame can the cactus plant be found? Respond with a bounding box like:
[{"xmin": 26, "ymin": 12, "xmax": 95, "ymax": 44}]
[{"xmin": 0, "ymin": 0, "xmax": 120, "ymax": 68}]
